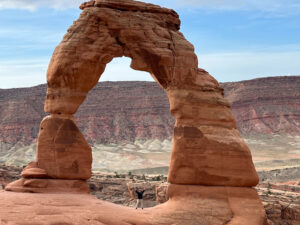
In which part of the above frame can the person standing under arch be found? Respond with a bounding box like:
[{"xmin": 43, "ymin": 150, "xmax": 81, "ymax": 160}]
[{"xmin": 135, "ymin": 188, "xmax": 145, "ymax": 209}]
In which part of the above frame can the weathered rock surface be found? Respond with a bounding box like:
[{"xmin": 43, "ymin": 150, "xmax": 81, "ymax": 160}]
[
  {"xmin": 2, "ymin": 165, "xmax": 298, "ymax": 224},
  {"xmin": 36, "ymin": 115, "xmax": 92, "ymax": 179},
  {"xmin": 35, "ymin": 0, "xmax": 258, "ymax": 187},
  {"xmin": 5, "ymin": 0, "xmax": 264, "ymax": 223},
  {"xmin": 5, "ymin": 178, "xmax": 90, "ymax": 194},
  {"xmin": 21, "ymin": 161, "xmax": 48, "ymax": 178},
  {"xmin": 0, "ymin": 186, "xmax": 266, "ymax": 225}
]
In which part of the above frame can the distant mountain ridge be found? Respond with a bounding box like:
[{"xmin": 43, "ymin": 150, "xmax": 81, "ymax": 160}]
[
  {"xmin": 1, "ymin": 76, "xmax": 300, "ymax": 152},
  {"xmin": 222, "ymin": 76, "xmax": 300, "ymax": 134}
]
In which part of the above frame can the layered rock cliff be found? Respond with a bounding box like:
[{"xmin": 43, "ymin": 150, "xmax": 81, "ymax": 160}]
[
  {"xmin": 222, "ymin": 76, "xmax": 300, "ymax": 135},
  {"xmin": 75, "ymin": 82, "xmax": 174, "ymax": 144},
  {"xmin": 0, "ymin": 76, "xmax": 300, "ymax": 150},
  {"xmin": 0, "ymin": 85, "xmax": 46, "ymax": 150},
  {"xmin": 0, "ymin": 82, "xmax": 172, "ymax": 147}
]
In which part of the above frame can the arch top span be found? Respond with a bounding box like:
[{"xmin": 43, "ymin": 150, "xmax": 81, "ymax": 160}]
[
  {"xmin": 45, "ymin": 0, "xmax": 219, "ymax": 115},
  {"xmin": 80, "ymin": 0, "xmax": 180, "ymax": 19}
]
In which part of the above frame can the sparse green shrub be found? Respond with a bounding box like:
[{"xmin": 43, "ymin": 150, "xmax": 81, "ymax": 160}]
[{"xmin": 151, "ymin": 175, "xmax": 162, "ymax": 181}]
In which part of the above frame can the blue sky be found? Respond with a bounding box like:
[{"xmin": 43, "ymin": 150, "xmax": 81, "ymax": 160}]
[{"xmin": 0, "ymin": 0, "xmax": 300, "ymax": 88}]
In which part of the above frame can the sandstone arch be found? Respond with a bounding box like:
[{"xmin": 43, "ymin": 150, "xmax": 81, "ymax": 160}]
[{"xmin": 6, "ymin": 0, "xmax": 265, "ymax": 224}]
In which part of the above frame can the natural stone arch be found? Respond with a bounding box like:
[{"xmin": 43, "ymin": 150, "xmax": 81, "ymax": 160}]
[
  {"xmin": 6, "ymin": 0, "xmax": 266, "ymax": 224},
  {"xmin": 43, "ymin": 0, "xmax": 258, "ymax": 186}
]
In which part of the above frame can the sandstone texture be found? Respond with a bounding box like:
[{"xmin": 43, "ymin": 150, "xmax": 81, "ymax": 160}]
[
  {"xmin": 36, "ymin": 115, "xmax": 92, "ymax": 179},
  {"xmin": 6, "ymin": 0, "xmax": 259, "ymax": 187},
  {"xmin": 45, "ymin": 0, "xmax": 258, "ymax": 187},
  {"xmin": 5, "ymin": 178, "xmax": 90, "ymax": 194},
  {"xmin": 0, "ymin": 187, "xmax": 266, "ymax": 225},
  {"xmin": 4, "ymin": 0, "xmax": 265, "ymax": 223},
  {"xmin": 21, "ymin": 161, "xmax": 47, "ymax": 178}
]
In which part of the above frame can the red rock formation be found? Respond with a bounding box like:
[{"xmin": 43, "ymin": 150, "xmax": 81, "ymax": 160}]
[
  {"xmin": 0, "ymin": 85, "xmax": 46, "ymax": 147},
  {"xmin": 222, "ymin": 76, "xmax": 300, "ymax": 135},
  {"xmin": 36, "ymin": 116, "xmax": 92, "ymax": 179},
  {"xmin": 0, "ymin": 190, "xmax": 266, "ymax": 225},
  {"xmin": 1, "ymin": 77, "xmax": 300, "ymax": 151},
  {"xmin": 5, "ymin": 0, "xmax": 265, "ymax": 223}
]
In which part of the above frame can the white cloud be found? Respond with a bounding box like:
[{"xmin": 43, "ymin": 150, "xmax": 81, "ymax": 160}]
[{"xmin": 0, "ymin": 0, "xmax": 84, "ymax": 10}]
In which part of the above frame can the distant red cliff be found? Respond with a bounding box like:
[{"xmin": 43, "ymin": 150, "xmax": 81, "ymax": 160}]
[
  {"xmin": 222, "ymin": 76, "xmax": 300, "ymax": 135},
  {"xmin": 0, "ymin": 76, "xmax": 300, "ymax": 150}
]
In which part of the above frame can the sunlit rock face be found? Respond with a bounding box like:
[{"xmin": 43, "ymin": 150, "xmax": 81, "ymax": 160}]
[
  {"xmin": 44, "ymin": 0, "xmax": 258, "ymax": 186},
  {"xmin": 6, "ymin": 0, "xmax": 265, "ymax": 224},
  {"xmin": 36, "ymin": 116, "xmax": 92, "ymax": 180}
]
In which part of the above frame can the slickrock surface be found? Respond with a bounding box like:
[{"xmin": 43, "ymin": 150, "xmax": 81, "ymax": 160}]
[
  {"xmin": 0, "ymin": 191, "xmax": 150, "ymax": 225},
  {"xmin": 0, "ymin": 187, "xmax": 265, "ymax": 225},
  {"xmin": 2, "ymin": 166, "xmax": 299, "ymax": 224}
]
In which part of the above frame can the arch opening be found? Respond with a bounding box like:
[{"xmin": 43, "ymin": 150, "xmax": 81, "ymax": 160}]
[
  {"xmin": 75, "ymin": 56, "xmax": 174, "ymax": 173},
  {"xmin": 99, "ymin": 56, "xmax": 154, "ymax": 82}
]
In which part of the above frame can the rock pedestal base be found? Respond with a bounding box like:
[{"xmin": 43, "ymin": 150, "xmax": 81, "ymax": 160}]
[
  {"xmin": 5, "ymin": 178, "xmax": 90, "ymax": 194},
  {"xmin": 1, "ymin": 185, "xmax": 265, "ymax": 225},
  {"xmin": 159, "ymin": 184, "xmax": 266, "ymax": 225}
]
